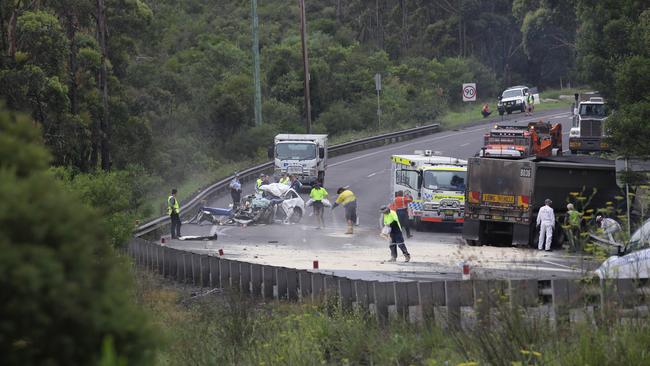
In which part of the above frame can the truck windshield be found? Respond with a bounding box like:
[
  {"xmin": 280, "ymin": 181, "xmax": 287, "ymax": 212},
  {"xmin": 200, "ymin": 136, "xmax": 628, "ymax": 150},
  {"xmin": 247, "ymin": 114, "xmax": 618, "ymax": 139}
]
[
  {"xmin": 423, "ymin": 170, "xmax": 467, "ymax": 191},
  {"xmin": 579, "ymin": 104, "xmax": 607, "ymax": 117},
  {"xmin": 276, "ymin": 143, "xmax": 316, "ymax": 160},
  {"xmin": 502, "ymin": 89, "xmax": 522, "ymax": 98}
]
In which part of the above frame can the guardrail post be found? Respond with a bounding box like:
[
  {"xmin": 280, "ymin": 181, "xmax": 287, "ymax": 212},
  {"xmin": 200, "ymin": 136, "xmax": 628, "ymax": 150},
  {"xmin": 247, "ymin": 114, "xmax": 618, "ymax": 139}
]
[
  {"xmin": 191, "ymin": 253, "xmax": 200, "ymax": 285},
  {"xmin": 154, "ymin": 244, "xmax": 161, "ymax": 272},
  {"xmin": 338, "ymin": 277, "xmax": 353, "ymax": 309},
  {"xmin": 323, "ymin": 276, "xmax": 338, "ymax": 302},
  {"xmin": 250, "ymin": 264, "xmax": 262, "ymax": 296},
  {"xmin": 311, "ymin": 273, "xmax": 325, "ymax": 302},
  {"xmin": 200, "ymin": 255, "xmax": 210, "ymax": 287},
  {"xmin": 261, "ymin": 265, "xmax": 274, "ymax": 299},
  {"xmin": 371, "ymin": 281, "xmax": 390, "ymax": 322},
  {"xmin": 392, "ymin": 282, "xmax": 409, "ymax": 319},
  {"xmin": 353, "ymin": 280, "xmax": 370, "ymax": 311},
  {"xmin": 298, "ymin": 271, "xmax": 312, "ymax": 302},
  {"xmin": 444, "ymin": 281, "xmax": 463, "ymax": 329},
  {"xmin": 219, "ymin": 259, "xmax": 231, "ymax": 289},
  {"xmin": 405, "ymin": 282, "xmax": 421, "ymax": 324},
  {"xmin": 239, "ymin": 262, "xmax": 251, "ymax": 295},
  {"xmin": 287, "ymin": 269, "xmax": 299, "ymax": 301},
  {"xmin": 229, "ymin": 260, "xmax": 240, "ymax": 289},
  {"xmin": 209, "ymin": 257, "xmax": 220, "ymax": 288},
  {"xmin": 274, "ymin": 267, "xmax": 288, "ymax": 300},
  {"xmin": 175, "ymin": 251, "xmax": 183, "ymax": 281}
]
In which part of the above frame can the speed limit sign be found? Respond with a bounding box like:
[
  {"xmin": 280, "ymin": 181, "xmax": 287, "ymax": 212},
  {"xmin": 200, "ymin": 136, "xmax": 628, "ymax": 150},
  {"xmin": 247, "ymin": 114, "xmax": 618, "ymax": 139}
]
[{"xmin": 462, "ymin": 83, "xmax": 477, "ymax": 102}]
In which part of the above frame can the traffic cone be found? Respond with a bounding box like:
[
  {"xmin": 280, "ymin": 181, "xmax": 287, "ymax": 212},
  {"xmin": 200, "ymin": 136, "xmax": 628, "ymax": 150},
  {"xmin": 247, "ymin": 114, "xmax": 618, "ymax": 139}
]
[
  {"xmin": 313, "ymin": 260, "xmax": 319, "ymax": 269},
  {"xmin": 218, "ymin": 249, "xmax": 224, "ymax": 256}
]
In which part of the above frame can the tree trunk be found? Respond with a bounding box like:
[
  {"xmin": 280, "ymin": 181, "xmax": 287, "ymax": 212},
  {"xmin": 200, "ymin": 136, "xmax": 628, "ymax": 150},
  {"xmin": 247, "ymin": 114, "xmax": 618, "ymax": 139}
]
[
  {"xmin": 66, "ymin": 11, "xmax": 79, "ymax": 115},
  {"xmin": 336, "ymin": 0, "xmax": 341, "ymax": 23},
  {"xmin": 7, "ymin": 7, "xmax": 18, "ymax": 58},
  {"xmin": 400, "ymin": 0, "xmax": 408, "ymax": 55},
  {"xmin": 96, "ymin": 0, "xmax": 110, "ymax": 171}
]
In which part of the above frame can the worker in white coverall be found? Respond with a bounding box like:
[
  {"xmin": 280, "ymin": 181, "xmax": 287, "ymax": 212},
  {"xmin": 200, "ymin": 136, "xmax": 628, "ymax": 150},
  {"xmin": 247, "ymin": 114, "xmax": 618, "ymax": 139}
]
[
  {"xmin": 597, "ymin": 215, "xmax": 622, "ymax": 244},
  {"xmin": 536, "ymin": 198, "xmax": 555, "ymax": 251}
]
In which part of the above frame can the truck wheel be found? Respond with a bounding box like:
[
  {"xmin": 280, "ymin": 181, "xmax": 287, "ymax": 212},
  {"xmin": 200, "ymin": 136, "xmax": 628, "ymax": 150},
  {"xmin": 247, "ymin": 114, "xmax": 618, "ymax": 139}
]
[
  {"xmin": 317, "ymin": 171, "xmax": 325, "ymax": 186},
  {"xmin": 520, "ymin": 105, "xmax": 526, "ymax": 113},
  {"xmin": 466, "ymin": 239, "xmax": 478, "ymax": 246},
  {"xmin": 570, "ymin": 149, "xmax": 577, "ymax": 155},
  {"xmin": 507, "ymin": 110, "xmax": 512, "ymax": 115}
]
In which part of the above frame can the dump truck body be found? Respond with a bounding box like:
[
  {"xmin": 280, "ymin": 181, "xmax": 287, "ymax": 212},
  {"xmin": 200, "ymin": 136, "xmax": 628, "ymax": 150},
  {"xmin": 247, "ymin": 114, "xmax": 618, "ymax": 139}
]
[{"xmin": 463, "ymin": 156, "xmax": 620, "ymax": 247}]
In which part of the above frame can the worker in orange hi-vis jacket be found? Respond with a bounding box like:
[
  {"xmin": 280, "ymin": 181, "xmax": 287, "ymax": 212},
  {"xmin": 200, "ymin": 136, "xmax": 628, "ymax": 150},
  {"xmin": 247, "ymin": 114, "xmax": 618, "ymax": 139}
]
[{"xmin": 391, "ymin": 190, "xmax": 413, "ymax": 238}]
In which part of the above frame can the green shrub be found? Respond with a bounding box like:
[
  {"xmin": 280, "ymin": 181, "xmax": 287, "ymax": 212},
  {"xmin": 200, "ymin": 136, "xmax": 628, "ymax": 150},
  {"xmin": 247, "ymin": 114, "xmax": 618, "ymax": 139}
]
[{"xmin": 0, "ymin": 107, "xmax": 157, "ymax": 365}]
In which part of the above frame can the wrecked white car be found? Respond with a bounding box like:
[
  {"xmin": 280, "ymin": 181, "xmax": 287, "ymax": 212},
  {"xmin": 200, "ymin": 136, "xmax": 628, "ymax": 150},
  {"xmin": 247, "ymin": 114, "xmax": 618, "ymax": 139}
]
[{"xmin": 187, "ymin": 183, "xmax": 305, "ymax": 226}]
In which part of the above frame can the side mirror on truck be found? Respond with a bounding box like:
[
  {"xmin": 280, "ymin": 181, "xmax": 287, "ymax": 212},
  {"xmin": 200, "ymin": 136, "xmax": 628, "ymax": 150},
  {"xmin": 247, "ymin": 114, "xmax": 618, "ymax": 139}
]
[
  {"xmin": 319, "ymin": 147, "xmax": 325, "ymax": 159},
  {"xmin": 267, "ymin": 146, "xmax": 274, "ymax": 159}
]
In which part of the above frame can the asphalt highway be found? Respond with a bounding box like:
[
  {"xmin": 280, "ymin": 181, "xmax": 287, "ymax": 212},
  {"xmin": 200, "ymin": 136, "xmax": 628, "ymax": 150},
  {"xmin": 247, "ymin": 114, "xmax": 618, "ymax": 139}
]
[{"xmin": 163, "ymin": 107, "xmax": 600, "ymax": 281}]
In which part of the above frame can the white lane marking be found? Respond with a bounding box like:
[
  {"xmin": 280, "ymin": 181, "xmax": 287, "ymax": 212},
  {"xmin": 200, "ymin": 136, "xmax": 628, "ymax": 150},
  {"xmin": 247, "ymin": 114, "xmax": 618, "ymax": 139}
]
[
  {"xmin": 541, "ymin": 260, "xmax": 577, "ymax": 270},
  {"xmin": 329, "ymin": 112, "xmax": 570, "ymax": 168},
  {"xmin": 366, "ymin": 169, "xmax": 385, "ymax": 178},
  {"xmin": 460, "ymin": 142, "xmax": 470, "ymax": 147}
]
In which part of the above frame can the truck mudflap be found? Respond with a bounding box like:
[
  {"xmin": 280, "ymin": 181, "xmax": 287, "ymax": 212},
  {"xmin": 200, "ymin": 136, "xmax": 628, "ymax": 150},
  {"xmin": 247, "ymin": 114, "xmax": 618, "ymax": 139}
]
[
  {"xmin": 512, "ymin": 223, "xmax": 532, "ymax": 246},
  {"xmin": 462, "ymin": 219, "xmax": 480, "ymax": 241}
]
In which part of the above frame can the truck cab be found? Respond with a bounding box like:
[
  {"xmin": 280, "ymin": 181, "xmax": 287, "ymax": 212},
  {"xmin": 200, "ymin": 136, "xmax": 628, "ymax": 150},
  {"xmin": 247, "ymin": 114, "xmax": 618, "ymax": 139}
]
[
  {"xmin": 479, "ymin": 122, "xmax": 562, "ymax": 158},
  {"xmin": 273, "ymin": 134, "xmax": 327, "ymax": 187},
  {"xmin": 569, "ymin": 96, "xmax": 610, "ymax": 154},
  {"xmin": 391, "ymin": 152, "xmax": 467, "ymax": 229}
]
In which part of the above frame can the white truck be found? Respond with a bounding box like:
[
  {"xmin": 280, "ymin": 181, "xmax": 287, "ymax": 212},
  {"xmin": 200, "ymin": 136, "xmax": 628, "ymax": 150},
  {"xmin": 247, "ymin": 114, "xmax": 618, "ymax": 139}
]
[
  {"xmin": 569, "ymin": 95, "xmax": 610, "ymax": 154},
  {"xmin": 273, "ymin": 134, "xmax": 328, "ymax": 187},
  {"xmin": 390, "ymin": 151, "xmax": 467, "ymax": 229}
]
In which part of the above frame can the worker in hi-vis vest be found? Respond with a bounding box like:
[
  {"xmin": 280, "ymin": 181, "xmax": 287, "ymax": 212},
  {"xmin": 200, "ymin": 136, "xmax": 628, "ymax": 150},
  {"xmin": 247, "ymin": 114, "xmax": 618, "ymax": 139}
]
[{"xmin": 168, "ymin": 188, "xmax": 181, "ymax": 239}]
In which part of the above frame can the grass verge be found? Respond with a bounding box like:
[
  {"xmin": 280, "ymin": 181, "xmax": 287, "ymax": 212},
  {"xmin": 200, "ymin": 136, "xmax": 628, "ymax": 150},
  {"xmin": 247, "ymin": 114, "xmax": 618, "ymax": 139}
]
[
  {"xmin": 135, "ymin": 268, "xmax": 650, "ymax": 366},
  {"xmin": 440, "ymin": 87, "xmax": 585, "ymax": 129}
]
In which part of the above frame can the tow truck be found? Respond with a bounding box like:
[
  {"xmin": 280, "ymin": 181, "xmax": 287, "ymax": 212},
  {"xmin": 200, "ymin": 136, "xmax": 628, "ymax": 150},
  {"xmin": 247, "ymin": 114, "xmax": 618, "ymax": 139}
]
[
  {"xmin": 479, "ymin": 121, "xmax": 562, "ymax": 158},
  {"xmin": 391, "ymin": 151, "xmax": 467, "ymax": 229}
]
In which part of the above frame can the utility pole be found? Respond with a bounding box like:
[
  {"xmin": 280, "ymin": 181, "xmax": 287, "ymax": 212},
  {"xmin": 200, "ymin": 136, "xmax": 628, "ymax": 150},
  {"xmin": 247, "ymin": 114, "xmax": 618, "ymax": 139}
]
[
  {"xmin": 299, "ymin": 0, "xmax": 312, "ymax": 133},
  {"xmin": 251, "ymin": 0, "xmax": 262, "ymax": 126}
]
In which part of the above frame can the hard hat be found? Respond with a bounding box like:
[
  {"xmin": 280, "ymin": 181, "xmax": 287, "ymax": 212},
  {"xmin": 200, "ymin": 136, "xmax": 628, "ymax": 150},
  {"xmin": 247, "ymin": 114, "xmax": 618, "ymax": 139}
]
[
  {"xmin": 596, "ymin": 215, "xmax": 603, "ymax": 222},
  {"xmin": 379, "ymin": 205, "xmax": 390, "ymax": 213}
]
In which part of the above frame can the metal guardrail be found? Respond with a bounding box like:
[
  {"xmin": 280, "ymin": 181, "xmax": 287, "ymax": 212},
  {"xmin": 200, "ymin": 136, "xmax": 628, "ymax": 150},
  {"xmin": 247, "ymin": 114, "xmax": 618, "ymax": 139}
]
[{"xmin": 134, "ymin": 123, "xmax": 440, "ymax": 237}]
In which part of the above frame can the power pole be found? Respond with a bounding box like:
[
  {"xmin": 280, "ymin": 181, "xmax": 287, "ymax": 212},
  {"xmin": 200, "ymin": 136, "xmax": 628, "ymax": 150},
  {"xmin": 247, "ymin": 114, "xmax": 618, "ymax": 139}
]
[
  {"xmin": 299, "ymin": 0, "xmax": 312, "ymax": 133},
  {"xmin": 251, "ymin": 0, "xmax": 262, "ymax": 126}
]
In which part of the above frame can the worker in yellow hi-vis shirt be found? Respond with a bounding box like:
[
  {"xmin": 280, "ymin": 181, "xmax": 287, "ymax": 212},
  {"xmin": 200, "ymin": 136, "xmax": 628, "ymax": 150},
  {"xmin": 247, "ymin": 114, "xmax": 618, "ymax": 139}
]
[
  {"xmin": 332, "ymin": 186, "xmax": 356, "ymax": 234},
  {"xmin": 309, "ymin": 182, "xmax": 328, "ymax": 229}
]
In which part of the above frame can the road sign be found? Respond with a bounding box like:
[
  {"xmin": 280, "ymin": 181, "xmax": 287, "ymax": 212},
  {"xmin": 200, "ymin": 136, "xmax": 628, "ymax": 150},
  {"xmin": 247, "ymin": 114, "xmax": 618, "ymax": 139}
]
[
  {"xmin": 462, "ymin": 83, "xmax": 476, "ymax": 102},
  {"xmin": 375, "ymin": 73, "xmax": 381, "ymax": 91}
]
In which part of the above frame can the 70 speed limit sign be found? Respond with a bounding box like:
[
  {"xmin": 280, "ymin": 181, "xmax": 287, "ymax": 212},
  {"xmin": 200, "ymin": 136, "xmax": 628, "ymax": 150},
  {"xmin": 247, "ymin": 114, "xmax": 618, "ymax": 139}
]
[{"xmin": 462, "ymin": 83, "xmax": 477, "ymax": 102}]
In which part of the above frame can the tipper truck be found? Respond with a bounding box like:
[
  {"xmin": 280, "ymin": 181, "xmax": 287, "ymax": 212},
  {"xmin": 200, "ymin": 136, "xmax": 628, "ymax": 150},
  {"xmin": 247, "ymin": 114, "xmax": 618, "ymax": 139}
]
[
  {"xmin": 462, "ymin": 156, "xmax": 621, "ymax": 247},
  {"xmin": 272, "ymin": 134, "xmax": 327, "ymax": 187}
]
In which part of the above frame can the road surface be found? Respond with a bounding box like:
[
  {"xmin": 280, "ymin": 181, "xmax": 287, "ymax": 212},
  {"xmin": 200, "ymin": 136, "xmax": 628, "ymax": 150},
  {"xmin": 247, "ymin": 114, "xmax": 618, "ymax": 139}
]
[{"xmin": 162, "ymin": 108, "xmax": 599, "ymax": 281}]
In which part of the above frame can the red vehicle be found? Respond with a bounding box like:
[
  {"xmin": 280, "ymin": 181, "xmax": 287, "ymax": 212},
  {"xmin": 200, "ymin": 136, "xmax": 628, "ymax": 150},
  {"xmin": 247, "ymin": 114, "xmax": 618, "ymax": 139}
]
[{"xmin": 479, "ymin": 121, "xmax": 562, "ymax": 159}]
